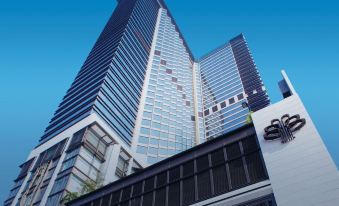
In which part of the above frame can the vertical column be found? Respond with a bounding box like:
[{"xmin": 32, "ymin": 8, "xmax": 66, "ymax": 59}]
[{"xmin": 103, "ymin": 144, "xmax": 122, "ymax": 185}]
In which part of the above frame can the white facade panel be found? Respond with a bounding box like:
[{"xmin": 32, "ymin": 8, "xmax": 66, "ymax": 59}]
[{"xmin": 252, "ymin": 93, "xmax": 339, "ymax": 206}]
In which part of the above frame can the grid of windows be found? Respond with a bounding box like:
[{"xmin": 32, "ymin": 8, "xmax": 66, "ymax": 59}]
[
  {"xmin": 137, "ymin": 9, "xmax": 197, "ymax": 163},
  {"xmin": 81, "ymin": 134, "xmax": 267, "ymax": 206},
  {"xmin": 199, "ymin": 34, "xmax": 270, "ymax": 140}
]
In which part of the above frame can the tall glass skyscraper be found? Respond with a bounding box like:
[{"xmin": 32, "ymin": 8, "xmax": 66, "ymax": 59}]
[
  {"xmin": 4, "ymin": 0, "xmax": 269, "ymax": 206},
  {"xmin": 199, "ymin": 34, "xmax": 270, "ymax": 140}
]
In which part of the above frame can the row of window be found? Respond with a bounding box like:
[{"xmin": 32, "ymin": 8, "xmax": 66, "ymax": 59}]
[{"xmin": 204, "ymin": 93, "xmax": 245, "ymax": 116}]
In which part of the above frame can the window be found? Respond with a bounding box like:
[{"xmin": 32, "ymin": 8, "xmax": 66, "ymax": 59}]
[
  {"xmin": 191, "ymin": 116, "xmax": 195, "ymax": 121},
  {"xmin": 160, "ymin": 60, "xmax": 167, "ymax": 65},
  {"xmin": 177, "ymin": 85, "xmax": 183, "ymax": 91},
  {"xmin": 229, "ymin": 97, "xmax": 235, "ymax": 104},
  {"xmin": 50, "ymin": 176, "xmax": 69, "ymax": 194},
  {"xmin": 116, "ymin": 150, "xmax": 130, "ymax": 178},
  {"xmin": 221, "ymin": 101, "xmax": 227, "ymax": 108},
  {"xmin": 186, "ymin": 101, "xmax": 190, "ymax": 106},
  {"xmin": 140, "ymin": 127, "xmax": 150, "ymax": 135},
  {"xmin": 149, "ymin": 138, "xmax": 159, "ymax": 145},
  {"xmin": 154, "ymin": 50, "xmax": 161, "ymax": 55},
  {"xmin": 212, "ymin": 106, "xmax": 218, "ymax": 112},
  {"xmin": 172, "ymin": 77, "xmax": 177, "ymax": 82},
  {"xmin": 139, "ymin": 136, "xmax": 149, "ymax": 144},
  {"xmin": 237, "ymin": 93, "xmax": 244, "ymax": 100},
  {"xmin": 137, "ymin": 146, "xmax": 147, "ymax": 154},
  {"xmin": 148, "ymin": 147, "xmax": 158, "ymax": 155},
  {"xmin": 166, "ymin": 69, "xmax": 172, "ymax": 74}
]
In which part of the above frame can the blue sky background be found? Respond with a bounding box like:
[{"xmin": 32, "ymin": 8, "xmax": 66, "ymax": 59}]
[{"xmin": 0, "ymin": 0, "xmax": 338, "ymax": 202}]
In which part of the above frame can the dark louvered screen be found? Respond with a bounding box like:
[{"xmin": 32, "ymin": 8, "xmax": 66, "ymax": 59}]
[
  {"xmin": 212, "ymin": 165, "xmax": 229, "ymax": 194},
  {"xmin": 183, "ymin": 161, "xmax": 194, "ymax": 177},
  {"xmin": 229, "ymin": 159, "xmax": 247, "ymax": 188},
  {"xmin": 226, "ymin": 142, "xmax": 241, "ymax": 160},
  {"xmin": 242, "ymin": 136, "xmax": 258, "ymax": 154},
  {"xmin": 121, "ymin": 186, "xmax": 131, "ymax": 201},
  {"xmin": 70, "ymin": 135, "xmax": 269, "ymax": 206},
  {"xmin": 169, "ymin": 166, "xmax": 180, "ymax": 182},
  {"xmin": 154, "ymin": 187, "xmax": 166, "ymax": 206},
  {"xmin": 130, "ymin": 197, "xmax": 141, "ymax": 206},
  {"xmin": 211, "ymin": 149, "xmax": 225, "ymax": 166},
  {"xmin": 142, "ymin": 192, "xmax": 153, "ymax": 206},
  {"xmin": 92, "ymin": 199, "xmax": 101, "ymax": 206},
  {"xmin": 144, "ymin": 177, "xmax": 155, "ymax": 193},
  {"xmin": 110, "ymin": 191, "xmax": 121, "ymax": 205},
  {"xmin": 132, "ymin": 182, "xmax": 143, "ymax": 197},
  {"xmin": 168, "ymin": 182, "xmax": 180, "ymax": 206},
  {"xmin": 101, "ymin": 194, "xmax": 111, "ymax": 206},
  {"xmin": 120, "ymin": 201, "xmax": 129, "ymax": 206},
  {"xmin": 196, "ymin": 155, "xmax": 209, "ymax": 172},
  {"xmin": 246, "ymin": 153, "xmax": 267, "ymax": 183},
  {"xmin": 197, "ymin": 171, "xmax": 211, "ymax": 200},
  {"xmin": 156, "ymin": 172, "xmax": 167, "ymax": 188},
  {"xmin": 182, "ymin": 177, "xmax": 195, "ymax": 205}
]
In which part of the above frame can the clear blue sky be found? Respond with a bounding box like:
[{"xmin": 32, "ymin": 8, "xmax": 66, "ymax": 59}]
[{"xmin": 0, "ymin": 0, "xmax": 338, "ymax": 202}]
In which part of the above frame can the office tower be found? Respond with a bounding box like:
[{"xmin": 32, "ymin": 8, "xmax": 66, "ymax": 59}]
[
  {"xmin": 199, "ymin": 34, "xmax": 270, "ymax": 140},
  {"xmin": 133, "ymin": 8, "xmax": 205, "ymax": 165},
  {"xmin": 66, "ymin": 71, "xmax": 339, "ymax": 206},
  {"xmin": 4, "ymin": 0, "xmax": 270, "ymax": 205}
]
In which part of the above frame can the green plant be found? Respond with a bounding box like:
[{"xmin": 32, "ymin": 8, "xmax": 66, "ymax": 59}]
[
  {"xmin": 81, "ymin": 174, "xmax": 104, "ymax": 195},
  {"xmin": 60, "ymin": 174, "xmax": 104, "ymax": 205},
  {"xmin": 246, "ymin": 111, "xmax": 254, "ymax": 124},
  {"xmin": 61, "ymin": 192, "xmax": 80, "ymax": 204}
]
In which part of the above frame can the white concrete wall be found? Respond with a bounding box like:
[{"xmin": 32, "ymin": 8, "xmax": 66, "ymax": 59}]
[
  {"xmin": 11, "ymin": 112, "xmax": 139, "ymax": 206},
  {"xmin": 252, "ymin": 94, "xmax": 339, "ymax": 206}
]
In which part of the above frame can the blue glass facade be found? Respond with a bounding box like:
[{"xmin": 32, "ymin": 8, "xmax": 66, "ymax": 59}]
[
  {"xmin": 40, "ymin": 0, "xmax": 160, "ymax": 144},
  {"xmin": 230, "ymin": 35, "xmax": 270, "ymax": 111},
  {"xmin": 135, "ymin": 8, "xmax": 201, "ymax": 164},
  {"xmin": 199, "ymin": 34, "xmax": 269, "ymax": 139}
]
